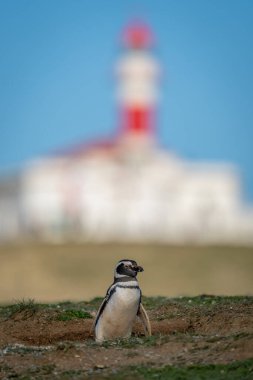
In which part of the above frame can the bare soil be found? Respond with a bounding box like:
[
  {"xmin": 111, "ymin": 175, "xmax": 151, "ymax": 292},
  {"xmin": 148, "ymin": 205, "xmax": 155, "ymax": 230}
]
[{"xmin": 0, "ymin": 296, "xmax": 252, "ymax": 379}]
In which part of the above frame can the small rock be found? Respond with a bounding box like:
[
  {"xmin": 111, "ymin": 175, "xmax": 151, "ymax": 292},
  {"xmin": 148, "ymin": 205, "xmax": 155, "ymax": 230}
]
[{"xmin": 94, "ymin": 364, "xmax": 105, "ymax": 369}]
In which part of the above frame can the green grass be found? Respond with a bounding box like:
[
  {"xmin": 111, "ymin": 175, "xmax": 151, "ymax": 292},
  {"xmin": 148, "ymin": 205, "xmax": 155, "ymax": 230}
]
[
  {"xmin": 56, "ymin": 309, "xmax": 92, "ymax": 321},
  {"xmin": 1, "ymin": 295, "xmax": 252, "ymax": 319},
  {"xmin": 7, "ymin": 360, "xmax": 252, "ymax": 379},
  {"xmin": 2, "ymin": 360, "xmax": 251, "ymax": 380},
  {"xmin": 142, "ymin": 296, "xmax": 168, "ymax": 309},
  {"xmin": 0, "ymin": 298, "xmax": 39, "ymax": 319},
  {"xmin": 0, "ymin": 299, "xmax": 95, "ymax": 320},
  {"xmin": 174, "ymin": 295, "xmax": 253, "ymax": 307},
  {"xmin": 93, "ymin": 360, "xmax": 253, "ymax": 380},
  {"xmin": 142, "ymin": 295, "xmax": 253, "ymax": 321},
  {"xmin": 142, "ymin": 295, "xmax": 253, "ymax": 310}
]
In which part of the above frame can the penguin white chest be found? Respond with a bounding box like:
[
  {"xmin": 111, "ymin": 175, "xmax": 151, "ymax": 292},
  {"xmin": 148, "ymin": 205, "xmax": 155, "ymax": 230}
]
[
  {"xmin": 112, "ymin": 286, "xmax": 140, "ymax": 309},
  {"xmin": 95, "ymin": 286, "xmax": 140, "ymax": 342}
]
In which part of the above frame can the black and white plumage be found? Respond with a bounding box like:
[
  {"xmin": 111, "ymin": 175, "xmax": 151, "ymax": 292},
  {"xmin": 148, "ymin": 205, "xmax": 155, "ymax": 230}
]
[{"xmin": 93, "ymin": 259, "xmax": 151, "ymax": 342}]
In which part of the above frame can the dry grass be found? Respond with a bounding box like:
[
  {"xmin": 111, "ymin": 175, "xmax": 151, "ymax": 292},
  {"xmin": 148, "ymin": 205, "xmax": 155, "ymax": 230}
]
[{"xmin": 0, "ymin": 243, "xmax": 252, "ymax": 302}]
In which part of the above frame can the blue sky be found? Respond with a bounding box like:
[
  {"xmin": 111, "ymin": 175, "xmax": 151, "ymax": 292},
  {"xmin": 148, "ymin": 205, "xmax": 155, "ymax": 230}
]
[{"xmin": 0, "ymin": 0, "xmax": 253, "ymax": 200}]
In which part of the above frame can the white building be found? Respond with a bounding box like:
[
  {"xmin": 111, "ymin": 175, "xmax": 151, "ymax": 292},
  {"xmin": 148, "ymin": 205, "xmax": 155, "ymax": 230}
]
[{"xmin": 0, "ymin": 23, "xmax": 253, "ymax": 244}]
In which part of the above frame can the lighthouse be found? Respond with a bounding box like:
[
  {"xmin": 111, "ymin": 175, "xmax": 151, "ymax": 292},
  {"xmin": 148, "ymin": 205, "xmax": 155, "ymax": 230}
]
[
  {"xmin": 1, "ymin": 22, "xmax": 253, "ymax": 245},
  {"xmin": 116, "ymin": 22, "xmax": 160, "ymax": 148}
]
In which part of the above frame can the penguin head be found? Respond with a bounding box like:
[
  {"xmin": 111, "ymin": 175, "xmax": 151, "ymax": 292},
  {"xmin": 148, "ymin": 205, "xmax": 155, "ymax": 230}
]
[{"xmin": 115, "ymin": 259, "xmax": 144, "ymax": 278}]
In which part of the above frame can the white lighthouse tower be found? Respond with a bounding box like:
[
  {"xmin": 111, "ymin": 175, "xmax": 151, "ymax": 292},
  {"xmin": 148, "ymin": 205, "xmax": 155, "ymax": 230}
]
[{"xmin": 116, "ymin": 22, "xmax": 160, "ymax": 150}]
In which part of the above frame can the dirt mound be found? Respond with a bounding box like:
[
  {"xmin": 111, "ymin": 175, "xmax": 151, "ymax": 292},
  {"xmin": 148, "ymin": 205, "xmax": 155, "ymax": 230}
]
[
  {"xmin": 1, "ymin": 300, "xmax": 253, "ymax": 346},
  {"xmin": 1, "ymin": 311, "xmax": 93, "ymax": 345},
  {"xmin": 0, "ymin": 297, "xmax": 253, "ymax": 379},
  {"xmin": 151, "ymin": 300, "xmax": 253, "ymax": 335}
]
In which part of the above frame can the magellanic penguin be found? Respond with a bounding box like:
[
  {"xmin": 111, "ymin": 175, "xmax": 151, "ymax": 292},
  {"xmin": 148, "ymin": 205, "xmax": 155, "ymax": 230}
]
[{"xmin": 93, "ymin": 259, "xmax": 151, "ymax": 342}]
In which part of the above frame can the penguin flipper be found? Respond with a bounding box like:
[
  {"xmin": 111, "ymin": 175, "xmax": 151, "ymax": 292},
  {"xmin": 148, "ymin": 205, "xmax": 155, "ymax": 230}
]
[
  {"xmin": 90, "ymin": 296, "xmax": 108, "ymax": 335},
  {"xmin": 91, "ymin": 283, "xmax": 117, "ymax": 336},
  {"xmin": 137, "ymin": 303, "xmax": 151, "ymax": 337}
]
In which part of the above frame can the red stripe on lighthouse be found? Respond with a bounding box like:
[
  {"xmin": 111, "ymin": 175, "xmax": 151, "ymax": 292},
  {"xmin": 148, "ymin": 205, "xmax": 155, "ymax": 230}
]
[{"xmin": 122, "ymin": 107, "xmax": 154, "ymax": 135}]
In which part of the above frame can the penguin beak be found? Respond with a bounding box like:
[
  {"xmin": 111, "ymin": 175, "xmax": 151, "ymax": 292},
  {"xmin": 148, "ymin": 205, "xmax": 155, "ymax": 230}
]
[{"xmin": 136, "ymin": 265, "xmax": 144, "ymax": 272}]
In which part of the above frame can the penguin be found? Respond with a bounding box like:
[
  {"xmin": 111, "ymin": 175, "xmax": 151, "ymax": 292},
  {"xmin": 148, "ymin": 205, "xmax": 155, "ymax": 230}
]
[{"xmin": 93, "ymin": 259, "xmax": 151, "ymax": 342}]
